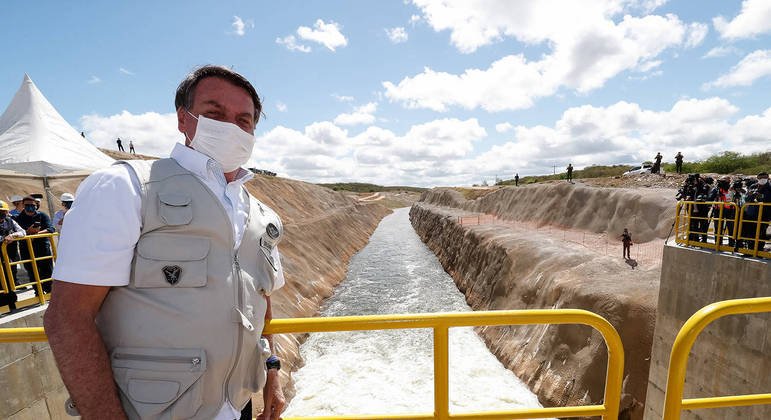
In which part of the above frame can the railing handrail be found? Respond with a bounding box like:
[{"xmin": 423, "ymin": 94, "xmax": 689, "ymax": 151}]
[
  {"xmin": 1, "ymin": 233, "xmax": 58, "ymax": 300},
  {"xmin": 1, "ymin": 309, "xmax": 625, "ymax": 420},
  {"xmin": 674, "ymin": 201, "xmax": 769, "ymax": 258},
  {"xmin": 661, "ymin": 297, "xmax": 771, "ymax": 419}
]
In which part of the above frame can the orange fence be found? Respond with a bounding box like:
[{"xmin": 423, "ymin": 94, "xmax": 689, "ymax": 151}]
[{"xmin": 457, "ymin": 214, "xmax": 664, "ymax": 264}]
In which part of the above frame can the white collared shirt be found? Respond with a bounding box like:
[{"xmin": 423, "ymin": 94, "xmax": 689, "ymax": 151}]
[{"xmin": 53, "ymin": 143, "xmax": 282, "ymax": 419}]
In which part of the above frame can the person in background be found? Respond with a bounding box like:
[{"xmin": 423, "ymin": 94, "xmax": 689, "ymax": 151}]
[
  {"xmin": 652, "ymin": 152, "xmax": 663, "ymax": 174},
  {"xmin": 0, "ymin": 200, "xmax": 25, "ymax": 311},
  {"xmin": 753, "ymin": 172, "xmax": 771, "ymax": 251},
  {"xmin": 9, "ymin": 195, "xmax": 24, "ymax": 217},
  {"xmin": 116, "ymin": 137, "xmax": 125, "ymax": 152},
  {"xmin": 129, "ymin": 140, "xmax": 136, "ymax": 154},
  {"xmin": 514, "ymin": 173, "xmax": 519, "ymax": 186},
  {"xmin": 14, "ymin": 196, "xmax": 55, "ymax": 294},
  {"xmin": 711, "ymin": 176, "xmax": 731, "ymax": 245},
  {"xmin": 53, "ymin": 193, "xmax": 75, "ymax": 233},
  {"xmin": 675, "ymin": 152, "xmax": 684, "ymax": 174},
  {"xmin": 620, "ymin": 228, "xmax": 633, "ymax": 259},
  {"xmin": 566, "ymin": 164, "xmax": 573, "ymax": 183}
]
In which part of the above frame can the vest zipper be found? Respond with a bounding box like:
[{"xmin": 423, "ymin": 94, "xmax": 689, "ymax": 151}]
[
  {"xmin": 113, "ymin": 353, "xmax": 202, "ymax": 368},
  {"xmin": 223, "ymin": 252, "xmax": 245, "ymax": 405}
]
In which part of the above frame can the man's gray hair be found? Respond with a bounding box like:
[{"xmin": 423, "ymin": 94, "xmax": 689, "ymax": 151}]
[{"xmin": 175, "ymin": 65, "xmax": 263, "ymax": 122}]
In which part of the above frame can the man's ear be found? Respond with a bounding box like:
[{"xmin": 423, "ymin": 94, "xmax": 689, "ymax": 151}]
[{"xmin": 177, "ymin": 107, "xmax": 187, "ymax": 134}]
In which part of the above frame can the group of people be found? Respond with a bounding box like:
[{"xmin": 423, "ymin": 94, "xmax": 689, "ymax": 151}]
[
  {"xmin": 0, "ymin": 193, "xmax": 74, "ymax": 310},
  {"xmin": 677, "ymin": 172, "xmax": 771, "ymax": 252},
  {"xmin": 115, "ymin": 137, "xmax": 136, "ymax": 154}
]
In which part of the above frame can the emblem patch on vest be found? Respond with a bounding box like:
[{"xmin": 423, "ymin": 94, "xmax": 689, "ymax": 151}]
[
  {"xmin": 162, "ymin": 265, "xmax": 182, "ymax": 285},
  {"xmin": 266, "ymin": 223, "xmax": 280, "ymax": 239}
]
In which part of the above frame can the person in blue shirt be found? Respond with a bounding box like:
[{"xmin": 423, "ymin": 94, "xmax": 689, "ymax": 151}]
[{"xmin": 14, "ymin": 196, "xmax": 55, "ymax": 294}]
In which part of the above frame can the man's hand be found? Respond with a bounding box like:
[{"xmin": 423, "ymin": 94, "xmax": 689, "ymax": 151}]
[
  {"xmin": 3, "ymin": 235, "xmax": 12, "ymax": 244},
  {"xmin": 257, "ymin": 370, "xmax": 285, "ymax": 420},
  {"xmin": 26, "ymin": 226, "xmax": 39, "ymax": 235}
]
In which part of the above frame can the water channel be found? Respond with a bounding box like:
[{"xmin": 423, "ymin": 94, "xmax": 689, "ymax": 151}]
[{"xmin": 284, "ymin": 207, "xmax": 545, "ymax": 417}]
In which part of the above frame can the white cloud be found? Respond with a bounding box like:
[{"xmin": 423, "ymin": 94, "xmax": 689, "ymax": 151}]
[
  {"xmin": 685, "ymin": 22, "xmax": 708, "ymax": 48},
  {"xmin": 470, "ymin": 97, "xmax": 760, "ymax": 178},
  {"xmin": 495, "ymin": 122, "xmax": 513, "ymax": 133},
  {"xmin": 333, "ymin": 102, "xmax": 377, "ymax": 126},
  {"xmin": 79, "ymin": 111, "xmax": 180, "ymax": 158},
  {"xmin": 713, "ymin": 0, "xmax": 771, "ymax": 40},
  {"xmin": 331, "ymin": 93, "xmax": 354, "ymax": 102},
  {"xmin": 230, "ymin": 16, "xmax": 254, "ymax": 36},
  {"xmin": 276, "ymin": 35, "xmax": 311, "ymax": 53},
  {"xmin": 409, "ymin": 14, "xmax": 421, "ymax": 26},
  {"xmin": 78, "ymin": 99, "xmax": 770, "ymax": 187},
  {"xmin": 702, "ymin": 46, "xmax": 740, "ymax": 59},
  {"xmin": 705, "ymin": 49, "xmax": 771, "ymax": 88},
  {"xmin": 296, "ymin": 19, "xmax": 348, "ymax": 51},
  {"xmin": 386, "ymin": 1, "xmax": 705, "ymax": 112},
  {"xmin": 276, "ymin": 102, "xmax": 288, "ymax": 112},
  {"xmin": 87, "ymin": 75, "xmax": 101, "ymax": 84},
  {"xmin": 385, "ymin": 27, "xmax": 408, "ymax": 43},
  {"xmin": 119, "ymin": 67, "xmax": 135, "ymax": 76}
]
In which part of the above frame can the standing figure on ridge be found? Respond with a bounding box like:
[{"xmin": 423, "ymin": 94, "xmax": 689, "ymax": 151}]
[
  {"xmin": 652, "ymin": 152, "xmax": 663, "ymax": 174},
  {"xmin": 566, "ymin": 164, "xmax": 573, "ymax": 183},
  {"xmin": 514, "ymin": 173, "xmax": 519, "ymax": 186},
  {"xmin": 129, "ymin": 140, "xmax": 135, "ymax": 154},
  {"xmin": 675, "ymin": 152, "xmax": 683, "ymax": 174},
  {"xmin": 45, "ymin": 65, "xmax": 287, "ymax": 420},
  {"xmin": 620, "ymin": 228, "xmax": 633, "ymax": 259},
  {"xmin": 116, "ymin": 137, "xmax": 125, "ymax": 152}
]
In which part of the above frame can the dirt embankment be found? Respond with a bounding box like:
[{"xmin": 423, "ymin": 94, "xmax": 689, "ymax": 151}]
[
  {"xmin": 411, "ymin": 183, "xmax": 670, "ymax": 419},
  {"xmin": 423, "ymin": 183, "xmax": 676, "ymax": 242}
]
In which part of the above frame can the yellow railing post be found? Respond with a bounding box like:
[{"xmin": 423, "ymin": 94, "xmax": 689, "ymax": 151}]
[
  {"xmin": 662, "ymin": 297, "xmax": 771, "ymax": 419},
  {"xmin": 434, "ymin": 326, "xmax": 449, "ymax": 420}
]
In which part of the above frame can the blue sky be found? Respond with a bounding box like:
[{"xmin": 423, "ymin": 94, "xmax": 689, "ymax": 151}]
[{"xmin": 1, "ymin": 0, "xmax": 770, "ymax": 186}]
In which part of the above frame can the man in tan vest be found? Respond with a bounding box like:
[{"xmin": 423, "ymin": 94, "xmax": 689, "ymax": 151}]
[{"xmin": 45, "ymin": 65, "xmax": 286, "ymax": 420}]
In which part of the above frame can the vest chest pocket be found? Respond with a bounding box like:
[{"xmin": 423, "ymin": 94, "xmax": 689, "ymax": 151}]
[
  {"xmin": 111, "ymin": 347, "xmax": 206, "ymax": 419},
  {"xmin": 135, "ymin": 234, "xmax": 209, "ymax": 288},
  {"xmin": 159, "ymin": 193, "xmax": 192, "ymax": 226}
]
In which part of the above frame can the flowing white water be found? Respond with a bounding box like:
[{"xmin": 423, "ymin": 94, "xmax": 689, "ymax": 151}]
[{"xmin": 284, "ymin": 208, "xmax": 546, "ymax": 417}]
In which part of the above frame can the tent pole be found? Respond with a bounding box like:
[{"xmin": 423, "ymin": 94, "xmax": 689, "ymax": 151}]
[{"xmin": 42, "ymin": 176, "xmax": 56, "ymax": 218}]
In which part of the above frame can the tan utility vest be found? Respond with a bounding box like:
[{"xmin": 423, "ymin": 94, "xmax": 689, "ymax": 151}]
[{"xmin": 95, "ymin": 159, "xmax": 282, "ymax": 420}]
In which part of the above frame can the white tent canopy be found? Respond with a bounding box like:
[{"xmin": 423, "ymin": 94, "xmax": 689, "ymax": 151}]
[{"xmin": 0, "ymin": 74, "xmax": 114, "ymax": 176}]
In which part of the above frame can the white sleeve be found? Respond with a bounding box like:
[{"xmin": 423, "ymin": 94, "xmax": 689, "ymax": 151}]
[{"xmin": 52, "ymin": 164, "xmax": 142, "ymax": 286}]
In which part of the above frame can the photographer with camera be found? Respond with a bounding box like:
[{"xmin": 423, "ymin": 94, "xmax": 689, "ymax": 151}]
[
  {"xmin": 741, "ymin": 172, "xmax": 771, "ymax": 253},
  {"xmin": 710, "ymin": 176, "xmax": 732, "ymax": 245},
  {"xmin": 725, "ymin": 178, "xmax": 746, "ymax": 248},
  {"xmin": 677, "ymin": 174, "xmax": 711, "ymax": 243}
]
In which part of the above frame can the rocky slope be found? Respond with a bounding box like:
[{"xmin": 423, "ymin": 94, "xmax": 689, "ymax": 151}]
[{"xmin": 411, "ymin": 183, "xmax": 672, "ymax": 419}]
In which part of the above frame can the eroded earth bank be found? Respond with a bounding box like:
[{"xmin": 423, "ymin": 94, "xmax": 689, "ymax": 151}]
[{"xmin": 410, "ymin": 184, "xmax": 677, "ymax": 419}]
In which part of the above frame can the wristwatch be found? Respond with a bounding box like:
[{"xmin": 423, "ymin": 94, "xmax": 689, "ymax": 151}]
[{"xmin": 266, "ymin": 355, "xmax": 281, "ymax": 371}]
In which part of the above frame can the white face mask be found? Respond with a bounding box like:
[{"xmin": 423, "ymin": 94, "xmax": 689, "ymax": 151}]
[
  {"xmin": 759, "ymin": 178, "xmax": 769, "ymax": 185},
  {"xmin": 186, "ymin": 112, "xmax": 255, "ymax": 173}
]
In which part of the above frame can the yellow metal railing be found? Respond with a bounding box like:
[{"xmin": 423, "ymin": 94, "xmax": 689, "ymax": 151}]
[
  {"xmin": 0, "ymin": 233, "xmax": 58, "ymax": 308},
  {"xmin": 674, "ymin": 201, "xmax": 769, "ymax": 258},
  {"xmin": 734, "ymin": 202, "xmax": 771, "ymax": 259},
  {"xmin": 662, "ymin": 297, "xmax": 771, "ymax": 419},
  {"xmin": 1, "ymin": 309, "xmax": 625, "ymax": 420}
]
